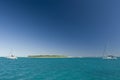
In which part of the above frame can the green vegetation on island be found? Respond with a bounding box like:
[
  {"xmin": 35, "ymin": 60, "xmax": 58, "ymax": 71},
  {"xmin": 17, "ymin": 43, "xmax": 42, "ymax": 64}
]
[{"xmin": 28, "ymin": 55, "xmax": 68, "ymax": 58}]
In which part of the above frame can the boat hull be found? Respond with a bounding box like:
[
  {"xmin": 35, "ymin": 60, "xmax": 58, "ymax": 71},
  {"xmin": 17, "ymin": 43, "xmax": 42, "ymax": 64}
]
[
  {"xmin": 6, "ymin": 57, "xmax": 17, "ymax": 59},
  {"xmin": 103, "ymin": 57, "xmax": 117, "ymax": 59}
]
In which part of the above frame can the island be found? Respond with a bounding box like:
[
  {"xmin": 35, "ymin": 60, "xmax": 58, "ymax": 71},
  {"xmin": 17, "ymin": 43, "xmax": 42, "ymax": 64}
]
[{"xmin": 28, "ymin": 55, "xmax": 68, "ymax": 58}]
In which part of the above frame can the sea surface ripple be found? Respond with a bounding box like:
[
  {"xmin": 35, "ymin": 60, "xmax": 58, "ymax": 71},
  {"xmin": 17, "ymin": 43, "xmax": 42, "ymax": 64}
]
[{"xmin": 0, "ymin": 58, "xmax": 120, "ymax": 80}]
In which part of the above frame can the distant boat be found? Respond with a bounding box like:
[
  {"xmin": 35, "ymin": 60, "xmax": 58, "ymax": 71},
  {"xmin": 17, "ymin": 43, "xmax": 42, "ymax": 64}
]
[
  {"xmin": 6, "ymin": 54, "xmax": 17, "ymax": 59},
  {"xmin": 6, "ymin": 49, "xmax": 17, "ymax": 59},
  {"xmin": 102, "ymin": 42, "xmax": 117, "ymax": 60},
  {"xmin": 103, "ymin": 55, "xmax": 117, "ymax": 59}
]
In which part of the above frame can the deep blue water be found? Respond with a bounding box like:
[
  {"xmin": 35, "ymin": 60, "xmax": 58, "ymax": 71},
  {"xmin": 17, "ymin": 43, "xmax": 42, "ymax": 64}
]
[{"xmin": 0, "ymin": 58, "xmax": 120, "ymax": 80}]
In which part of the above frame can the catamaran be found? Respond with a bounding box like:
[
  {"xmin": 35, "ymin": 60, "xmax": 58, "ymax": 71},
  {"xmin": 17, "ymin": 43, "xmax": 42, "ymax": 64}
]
[
  {"xmin": 103, "ymin": 55, "xmax": 117, "ymax": 59},
  {"xmin": 6, "ymin": 49, "xmax": 17, "ymax": 59},
  {"xmin": 102, "ymin": 43, "xmax": 117, "ymax": 59},
  {"xmin": 6, "ymin": 54, "xmax": 17, "ymax": 59}
]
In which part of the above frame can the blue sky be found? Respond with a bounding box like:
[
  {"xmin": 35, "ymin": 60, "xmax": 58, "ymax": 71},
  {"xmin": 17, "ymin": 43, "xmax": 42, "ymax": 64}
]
[{"xmin": 0, "ymin": 0, "xmax": 120, "ymax": 57}]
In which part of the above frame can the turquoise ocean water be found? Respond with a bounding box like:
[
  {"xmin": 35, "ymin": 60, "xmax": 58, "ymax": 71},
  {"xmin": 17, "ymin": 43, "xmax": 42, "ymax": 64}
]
[{"xmin": 0, "ymin": 57, "xmax": 120, "ymax": 80}]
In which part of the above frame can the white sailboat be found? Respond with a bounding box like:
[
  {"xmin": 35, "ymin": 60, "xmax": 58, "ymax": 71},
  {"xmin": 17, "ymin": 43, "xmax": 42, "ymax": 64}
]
[
  {"xmin": 103, "ymin": 55, "xmax": 117, "ymax": 59},
  {"xmin": 6, "ymin": 49, "xmax": 17, "ymax": 59},
  {"xmin": 102, "ymin": 43, "xmax": 117, "ymax": 59},
  {"xmin": 6, "ymin": 54, "xmax": 17, "ymax": 59}
]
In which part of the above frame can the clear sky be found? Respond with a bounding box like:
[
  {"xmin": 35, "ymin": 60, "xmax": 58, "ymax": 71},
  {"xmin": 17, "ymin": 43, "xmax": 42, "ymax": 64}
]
[{"xmin": 0, "ymin": 0, "xmax": 120, "ymax": 57}]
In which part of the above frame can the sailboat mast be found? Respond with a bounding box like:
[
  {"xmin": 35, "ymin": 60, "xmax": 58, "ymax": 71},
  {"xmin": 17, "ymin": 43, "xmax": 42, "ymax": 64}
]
[
  {"xmin": 103, "ymin": 41, "xmax": 109, "ymax": 58},
  {"xmin": 103, "ymin": 45, "xmax": 106, "ymax": 57}
]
